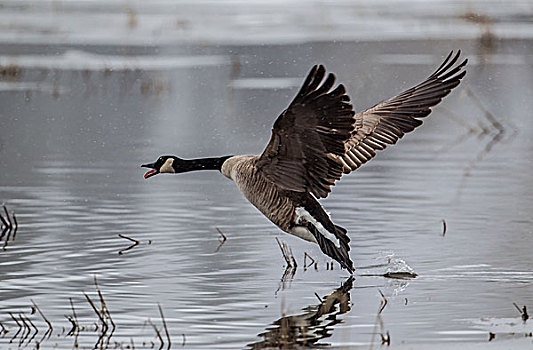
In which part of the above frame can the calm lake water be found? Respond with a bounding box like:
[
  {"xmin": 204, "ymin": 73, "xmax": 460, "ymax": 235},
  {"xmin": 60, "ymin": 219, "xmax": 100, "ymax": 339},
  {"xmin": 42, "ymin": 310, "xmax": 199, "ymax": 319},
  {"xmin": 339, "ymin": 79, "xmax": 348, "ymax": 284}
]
[{"xmin": 1, "ymin": 1, "xmax": 533, "ymax": 349}]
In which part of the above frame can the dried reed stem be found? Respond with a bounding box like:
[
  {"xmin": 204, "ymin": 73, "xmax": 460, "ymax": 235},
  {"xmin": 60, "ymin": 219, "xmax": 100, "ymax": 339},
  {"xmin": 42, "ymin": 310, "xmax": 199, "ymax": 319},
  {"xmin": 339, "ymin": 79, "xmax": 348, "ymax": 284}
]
[
  {"xmin": 83, "ymin": 293, "xmax": 108, "ymax": 334},
  {"xmin": 158, "ymin": 304, "xmax": 171, "ymax": 350},
  {"xmin": 118, "ymin": 234, "xmax": 140, "ymax": 255},
  {"xmin": 216, "ymin": 227, "xmax": 227, "ymax": 243},
  {"xmin": 31, "ymin": 300, "xmax": 53, "ymax": 336},
  {"xmin": 0, "ymin": 320, "xmax": 7, "ymax": 334},
  {"xmin": 2, "ymin": 205, "xmax": 11, "ymax": 228},
  {"xmin": 0, "ymin": 209, "xmax": 8, "ymax": 227},
  {"xmin": 378, "ymin": 289, "xmax": 388, "ymax": 315},
  {"xmin": 303, "ymin": 252, "xmax": 316, "ymax": 270},
  {"xmin": 8, "ymin": 312, "xmax": 20, "ymax": 328},
  {"xmin": 215, "ymin": 228, "xmax": 228, "ymax": 252},
  {"xmin": 147, "ymin": 319, "xmax": 163, "ymax": 349},
  {"xmin": 93, "ymin": 276, "xmax": 116, "ymax": 332},
  {"xmin": 275, "ymin": 237, "xmax": 292, "ymax": 267},
  {"xmin": 118, "ymin": 233, "xmax": 140, "ymax": 244}
]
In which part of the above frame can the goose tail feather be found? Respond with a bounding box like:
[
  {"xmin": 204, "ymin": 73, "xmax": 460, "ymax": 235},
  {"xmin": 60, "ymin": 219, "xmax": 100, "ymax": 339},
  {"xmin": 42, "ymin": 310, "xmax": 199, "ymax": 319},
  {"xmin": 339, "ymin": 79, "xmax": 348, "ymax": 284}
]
[{"xmin": 307, "ymin": 222, "xmax": 354, "ymax": 273}]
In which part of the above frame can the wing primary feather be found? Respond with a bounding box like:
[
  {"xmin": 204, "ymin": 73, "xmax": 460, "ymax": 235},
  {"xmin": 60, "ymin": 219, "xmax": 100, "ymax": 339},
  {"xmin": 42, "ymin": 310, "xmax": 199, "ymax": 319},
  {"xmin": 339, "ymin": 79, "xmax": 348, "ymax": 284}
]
[
  {"xmin": 306, "ymin": 65, "xmax": 326, "ymax": 93},
  {"xmin": 431, "ymin": 50, "xmax": 460, "ymax": 78},
  {"xmin": 429, "ymin": 50, "xmax": 455, "ymax": 77},
  {"xmin": 439, "ymin": 65, "xmax": 467, "ymax": 82},
  {"xmin": 307, "ymin": 73, "xmax": 336, "ymax": 100},
  {"xmin": 295, "ymin": 65, "xmax": 319, "ymax": 99},
  {"xmin": 328, "ymin": 84, "xmax": 347, "ymax": 98}
]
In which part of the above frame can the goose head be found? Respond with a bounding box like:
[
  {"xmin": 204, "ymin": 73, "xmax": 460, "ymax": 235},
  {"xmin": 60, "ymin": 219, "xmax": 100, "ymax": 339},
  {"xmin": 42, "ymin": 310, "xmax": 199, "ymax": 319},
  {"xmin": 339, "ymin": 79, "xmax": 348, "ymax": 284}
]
[{"xmin": 141, "ymin": 155, "xmax": 182, "ymax": 179}]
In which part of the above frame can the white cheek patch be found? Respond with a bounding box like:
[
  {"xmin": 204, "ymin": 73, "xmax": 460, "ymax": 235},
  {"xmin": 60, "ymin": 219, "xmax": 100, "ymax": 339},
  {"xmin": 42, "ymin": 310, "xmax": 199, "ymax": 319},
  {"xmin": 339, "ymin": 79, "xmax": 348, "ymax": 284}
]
[
  {"xmin": 295, "ymin": 207, "xmax": 340, "ymax": 248},
  {"xmin": 160, "ymin": 158, "xmax": 175, "ymax": 173}
]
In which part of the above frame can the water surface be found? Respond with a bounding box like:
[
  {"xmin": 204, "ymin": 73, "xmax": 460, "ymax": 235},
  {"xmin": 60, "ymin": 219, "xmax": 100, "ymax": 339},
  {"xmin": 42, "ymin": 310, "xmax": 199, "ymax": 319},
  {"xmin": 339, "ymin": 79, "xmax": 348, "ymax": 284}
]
[{"xmin": 1, "ymin": 2, "xmax": 533, "ymax": 349}]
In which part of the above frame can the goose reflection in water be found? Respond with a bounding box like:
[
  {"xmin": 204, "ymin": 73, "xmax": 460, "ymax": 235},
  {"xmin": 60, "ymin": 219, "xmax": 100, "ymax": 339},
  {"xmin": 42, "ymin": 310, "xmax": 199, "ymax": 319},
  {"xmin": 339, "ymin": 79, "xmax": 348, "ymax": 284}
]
[{"xmin": 249, "ymin": 276, "xmax": 354, "ymax": 349}]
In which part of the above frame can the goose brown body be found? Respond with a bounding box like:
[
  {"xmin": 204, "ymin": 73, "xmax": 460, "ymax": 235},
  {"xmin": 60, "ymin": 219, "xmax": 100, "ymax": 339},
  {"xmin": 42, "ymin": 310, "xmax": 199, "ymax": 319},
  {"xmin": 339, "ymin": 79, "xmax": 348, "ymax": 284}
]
[
  {"xmin": 221, "ymin": 155, "xmax": 297, "ymax": 233},
  {"xmin": 221, "ymin": 154, "xmax": 353, "ymax": 270},
  {"xmin": 142, "ymin": 51, "xmax": 468, "ymax": 274}
]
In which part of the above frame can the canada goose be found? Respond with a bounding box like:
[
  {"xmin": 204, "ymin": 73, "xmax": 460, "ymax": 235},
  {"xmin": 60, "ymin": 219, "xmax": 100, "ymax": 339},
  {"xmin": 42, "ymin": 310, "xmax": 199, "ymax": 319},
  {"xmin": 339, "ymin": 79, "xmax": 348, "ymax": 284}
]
[{"xmin": 142, "ymin": 51, "xmax": 467, "ymax": 273}]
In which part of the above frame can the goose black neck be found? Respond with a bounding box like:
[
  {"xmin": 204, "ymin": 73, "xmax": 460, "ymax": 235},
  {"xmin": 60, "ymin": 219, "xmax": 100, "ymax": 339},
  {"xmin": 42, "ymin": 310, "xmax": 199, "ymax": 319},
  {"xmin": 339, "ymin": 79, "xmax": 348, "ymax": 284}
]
[{"xmin": 180, "ymin": 156, "xmax": 232, "ymax": 172}]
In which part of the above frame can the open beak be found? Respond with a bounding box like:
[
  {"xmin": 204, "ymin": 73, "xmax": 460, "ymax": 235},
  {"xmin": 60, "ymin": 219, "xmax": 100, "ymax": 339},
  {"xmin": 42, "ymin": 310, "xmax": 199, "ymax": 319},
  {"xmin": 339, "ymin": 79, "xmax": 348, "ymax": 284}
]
[{"xmin": 141, "ymin": 162, "xmax": 158, "ymax": 179}]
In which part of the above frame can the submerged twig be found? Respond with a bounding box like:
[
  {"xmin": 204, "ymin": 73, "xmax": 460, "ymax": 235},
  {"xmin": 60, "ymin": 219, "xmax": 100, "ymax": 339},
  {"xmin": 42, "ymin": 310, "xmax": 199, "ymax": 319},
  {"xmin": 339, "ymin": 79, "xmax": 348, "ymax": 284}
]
[
  {"xmin": 65, "ymin": 315, "xmax": 76, "ymax": 336},
  {"xmin": 118, "ymin": 234, "xmax": 140, "ymax": 255},
  {"xmin": 147, "ymin": 319, "xmax": 164, "ymax": 350},
  {"xmin": 158, "ymin": 304, "xmax": 171, "ymax": 350},
  {"xmin": 11, "ymin": 213, "xmax": 18, "ymax": 241},
  {"xmin": 24, "ymin": 312, "xmax": 37, "ymax": 334},
  {"xmin": 31, "ymin": 299, "xmax": 53, "ymax": 339},
  {"xmin": 0, "ymin": 209, "xmax": 8, "ymax": 228},
  {"xmin": 513, "ymin": 303, "xmax": 529, "ymax": 322},
  {"xmin": 8, "ymin": 312, "xmax": 20, "ymax": 328},
  {"xmin": 94, "ymin": 276, "xmax": 116, "ymax": 332},
  {"xmin": 216, "ymin": 227, "xmax": 227, "ymax": 244},
  {"xmin": 23, "ymin": 313, "xmax": 38, "ymax": 345},
  {"xmin": 92, "ymin": 276, "xmax": 115, "ymax": 349},
  {"xmin": 274, "ymin": 239, "xmax": 297, "ymax": 293},
  {"xmin": 378, "ymin": 290, "xmax": 388, "ymax": 315},
  {"xmin": 84, "ymin": 290, "xmax": 109, "ymax": 350},
  {"xmin": 118, "ymin": 233, "xmax": 140, "ymax": 244},
  {"xmin": 68, "ymin": 298, "xmax": 80, "ymax": 348},
  {"xmin": 0, "ymin": 227, "xmax": 7, "ymax": 242},
  {"xmin": 289, "ymin": 247, "xmax": 297, "ymax": 268},
  {"xmin": 275, "ymin": 237, "xmax": 292, "ymax": 268},
  {"xmin": 380, "ymin": 331, "xmax": 390, "ymax": 345},
  {"xmin": 69, "ymin": 298, "xmax": 79, "ymax": 330},
  {"xmin": 18, "ymin": 313, "xmax": 30, "ymax": 346},
  {"xmin": 2, "ymin": 227, "xmax": 12, "ymax": 251},
  {"xmin": 0, "ymin": 205, "xmax": 18, "ymax": 250},
  {"xmin": 84, "ymin": 293, "xmax": 107, "ymax": 333},
  {"xmin": 8, "ymin": 312, "xmax": 22, "ymax": 343},
  {"xmin": 3, "ymin": 205, "xmax": 12, "ymax": 228},
  {"xmin": 303, "ymin": 252, "xmax": 316, "ymax": 271},
  {"xmin": 215, "ymin": 227, "xmax": 227, "ymax": 252},
  {"xmin": 12, "ymin": 213, "xmax": 18, "ymax": 231}
]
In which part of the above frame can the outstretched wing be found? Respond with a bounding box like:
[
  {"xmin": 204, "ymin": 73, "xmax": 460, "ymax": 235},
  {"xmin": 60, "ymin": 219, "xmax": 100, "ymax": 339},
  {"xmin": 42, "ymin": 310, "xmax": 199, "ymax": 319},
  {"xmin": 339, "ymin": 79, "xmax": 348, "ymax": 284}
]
[
  {"xmin": 336, "ymin": 50, "xmax": 467, "ymax": 174},
  {"xmin": 256, "ymin": 65, "xmax": 356, "ymax": 199},
  {"xmin": 257, "ymin": 51, "xmax": 467, "ymax": 199}
]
